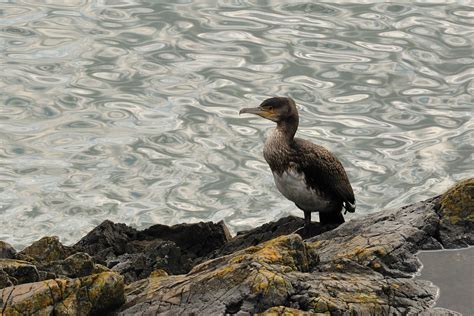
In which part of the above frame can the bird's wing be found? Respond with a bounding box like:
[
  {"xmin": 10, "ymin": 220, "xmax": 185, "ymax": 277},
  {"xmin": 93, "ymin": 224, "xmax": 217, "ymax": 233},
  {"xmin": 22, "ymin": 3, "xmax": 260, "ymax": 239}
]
[{"xmin": 292, "ymin": 138, "xmax": 355, "ymax": 206}]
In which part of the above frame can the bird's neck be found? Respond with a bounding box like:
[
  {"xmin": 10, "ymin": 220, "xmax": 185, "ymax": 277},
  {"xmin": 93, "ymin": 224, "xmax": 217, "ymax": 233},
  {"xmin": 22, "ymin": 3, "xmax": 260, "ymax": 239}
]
[{"xmin": 275, "ymin": 117, "xmax": 298, "ymax": 143}]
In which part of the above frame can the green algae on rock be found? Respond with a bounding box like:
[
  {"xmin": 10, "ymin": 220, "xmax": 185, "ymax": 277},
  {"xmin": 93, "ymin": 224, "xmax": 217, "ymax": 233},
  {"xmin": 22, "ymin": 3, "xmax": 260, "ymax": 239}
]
[{"xmin": 0, "ymin": 271, "xmax": 125, "ymax": 315}]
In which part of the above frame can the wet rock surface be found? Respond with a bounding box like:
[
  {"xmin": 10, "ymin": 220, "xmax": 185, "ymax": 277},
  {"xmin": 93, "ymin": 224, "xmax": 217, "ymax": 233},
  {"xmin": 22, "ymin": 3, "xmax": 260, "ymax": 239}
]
[{"xmin": 0, "ymin": 178, "xmax": 472, "ymax": 315}]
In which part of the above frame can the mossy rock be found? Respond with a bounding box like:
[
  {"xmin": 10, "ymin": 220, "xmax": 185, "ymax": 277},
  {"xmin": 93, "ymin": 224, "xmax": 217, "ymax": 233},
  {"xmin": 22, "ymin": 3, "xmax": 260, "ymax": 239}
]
[
  {"xmin": 438, "ymin": 178, "xmax": 474, "ymax": 225},
  {"xmin": 0, "ymin": 271, "xmax": 125, "ymax": 315},
  {"xmin": 437, "ymin": 178, "xmax": 474, "ymax": 248},
  {"xmin": 17, "ymin": 236, "xmax": 73, "ymax": 264}
]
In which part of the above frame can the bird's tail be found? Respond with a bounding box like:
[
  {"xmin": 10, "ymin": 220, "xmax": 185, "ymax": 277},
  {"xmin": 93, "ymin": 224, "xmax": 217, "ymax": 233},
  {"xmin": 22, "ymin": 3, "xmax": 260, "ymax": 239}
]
[{"xmin": 343, "ymin": 201, "xmax": 356, "ymax": 214}]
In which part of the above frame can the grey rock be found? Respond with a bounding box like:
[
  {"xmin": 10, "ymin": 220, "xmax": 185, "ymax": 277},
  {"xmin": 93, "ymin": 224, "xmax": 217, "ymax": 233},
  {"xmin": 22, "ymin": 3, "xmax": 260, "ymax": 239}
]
[{"xmin": 307, "ymin": 197, "xmax": 443, "ymax": 277}]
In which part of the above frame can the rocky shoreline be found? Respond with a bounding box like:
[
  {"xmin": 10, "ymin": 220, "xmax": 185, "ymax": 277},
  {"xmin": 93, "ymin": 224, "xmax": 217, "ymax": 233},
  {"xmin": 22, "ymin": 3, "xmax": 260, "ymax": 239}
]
[{"xmin": 0, "ymin": 178, "xmax": 472, "ymax": 315}]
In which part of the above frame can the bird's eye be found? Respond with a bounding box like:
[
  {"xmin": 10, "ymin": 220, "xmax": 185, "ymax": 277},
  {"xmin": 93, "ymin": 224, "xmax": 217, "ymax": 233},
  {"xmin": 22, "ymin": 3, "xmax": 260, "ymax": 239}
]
[{"xmin": 268, "ymin": 106, "xmax": 273, "ymax": 111}]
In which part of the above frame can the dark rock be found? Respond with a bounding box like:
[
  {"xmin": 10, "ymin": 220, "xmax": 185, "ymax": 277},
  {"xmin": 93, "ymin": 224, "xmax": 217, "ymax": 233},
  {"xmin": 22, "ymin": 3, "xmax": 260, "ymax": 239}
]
[
  {"xmin": 0, "ymin": 241, "xmax": 16, "ymax": 259},
  {"xmin": 436, "ymin": 178, "xmax": 474, "ymax": 248},
  {"xmin": 17, "ymin": 236, "xmax": 73, "ymax": 264},
  {"xmin": 0, "ymin": 259, "xmax": 39, "ymax": 288},
  {"xmin": 73, "ymin": 220, "xmax": 138, "ymax": 263},
  {"xmin": 110, "ymin": 239, "xmax": 192, "ymax": 283},
  {"xmin": 137, "ymin": 220, "xmax": 231, "ymax": 258},
  {"xmin": 0, "ymin": 271, "xmax": 125, "ymax": 315},
  {"xmin": 74, "ymin": 219, "xmax": 231, "ymax": 282}
]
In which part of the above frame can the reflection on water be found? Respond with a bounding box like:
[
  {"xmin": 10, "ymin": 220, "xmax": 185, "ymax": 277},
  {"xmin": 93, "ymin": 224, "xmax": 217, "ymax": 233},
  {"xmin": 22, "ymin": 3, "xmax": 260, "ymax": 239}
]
[{"xmin": 0, "ymin": 1, "xmax": 472, "ymax": 249}]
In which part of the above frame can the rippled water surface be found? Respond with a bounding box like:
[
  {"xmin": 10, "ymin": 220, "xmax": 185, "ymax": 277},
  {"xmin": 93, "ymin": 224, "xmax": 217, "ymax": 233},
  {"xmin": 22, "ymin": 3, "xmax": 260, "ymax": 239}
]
[{"xmin": 1, "ymin": 1, "xmax": 472, "ymax": 249}]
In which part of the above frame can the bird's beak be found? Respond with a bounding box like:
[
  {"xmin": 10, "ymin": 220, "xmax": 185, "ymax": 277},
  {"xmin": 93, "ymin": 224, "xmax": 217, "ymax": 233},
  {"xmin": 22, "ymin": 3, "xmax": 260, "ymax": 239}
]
[{"xmin": 239, "ymin": 107, "xmax": 271, "ymax": 118}]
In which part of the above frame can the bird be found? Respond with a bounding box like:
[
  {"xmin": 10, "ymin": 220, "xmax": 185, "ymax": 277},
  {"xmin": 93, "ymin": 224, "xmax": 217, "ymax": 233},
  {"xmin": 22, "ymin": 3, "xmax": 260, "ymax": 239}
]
[{"xmin": 239, "ymin": 97, "xmax": 355, "ymax": 228}]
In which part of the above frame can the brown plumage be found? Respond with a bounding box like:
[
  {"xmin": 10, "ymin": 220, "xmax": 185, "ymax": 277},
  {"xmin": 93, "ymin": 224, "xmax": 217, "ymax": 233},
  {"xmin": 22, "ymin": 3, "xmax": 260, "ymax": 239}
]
[{"xmin": 240, "ymin": 97, "xmax": 355, "ymax": 226}]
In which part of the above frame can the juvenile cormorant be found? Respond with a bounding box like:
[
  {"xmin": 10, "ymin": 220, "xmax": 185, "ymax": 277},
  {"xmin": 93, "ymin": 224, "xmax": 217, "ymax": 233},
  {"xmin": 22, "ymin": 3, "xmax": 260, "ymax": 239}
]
[{"xmin": 240, "ymin": 97, "xmax": 355, "ymax": 227}]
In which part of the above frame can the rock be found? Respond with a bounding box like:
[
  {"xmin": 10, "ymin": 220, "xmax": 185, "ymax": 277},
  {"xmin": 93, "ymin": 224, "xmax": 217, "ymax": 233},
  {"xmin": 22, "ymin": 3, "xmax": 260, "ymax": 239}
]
[
  {"xmin": 0, "ymin": 241, "xmax": 16, "ymax": 259},
  {"xmin": 1, "ymin": 179, "xmax": 471, "ymax": 314},
  {"xmin": 117, "ymin": 179, "xmax": 474, "ymax": 315},
  {"xmin": 93, "ymin": 263, "xmax": 110, "ymax": 274},
  {"xmin": 210, "ymin": 216, "xmax": 305, "ymax": 258},
  {"xmin": 74, "ymin": 219, "xmax": 231, "ymax": 282},
  {"xmin": 207, "ymin": 216, "xmax": 337, "ymax": 260},
  {"xmin": 119, "ymin": 234, "xmax": 315, "ymax": 315},
  {"xmin": 307, "ymin": 197, "xmax": 442, "ymax": 277},
  {"xmin": 125, "ymin": 239, "xmax": 192, "ymax": 274},
  {"xmin": 0, "ymin": 271, "xmax": 125, "ymax": 315},
  {"xmin": 137, "ymin": 220, "xmax": 231, "ymax": 258},
  {"xmin": 109, "ymin": 239, "xmax": 192, "ymax": 283},
  {"xmin": 421, "ymin": 307, "xmax": 463, "ymax": 315},
  {"xmin": 257, "ymin": 306, "xmax": 321, "ymax": 315},
  {"xmin": 0, "ymin": 259, "xmax": 39, "ymax": 288},
  {"xmin": 436, "ymin": 178, "xmax": 474, "ymax": 248},
  {"xmin": 73, "ymin": 220, "xmax": 138, "ymax": 263},
  {"xmin": 38, "ymin": 252, "xmax": 95, "ymax": 279},
  {"xmin": 118, "ymin": 233, "xmax": 439, "ymax": 315},
  {"xmin": 0, "ymin": 270, "xmax": 13, "ymax": 289},
  {"xmin": 17, "ymin": 236, "xmax": 73, "ymax": 264}
]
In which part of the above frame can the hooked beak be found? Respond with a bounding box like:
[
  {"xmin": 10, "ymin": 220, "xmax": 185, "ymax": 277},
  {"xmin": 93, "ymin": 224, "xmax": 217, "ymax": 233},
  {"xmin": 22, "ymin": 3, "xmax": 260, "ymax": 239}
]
[{"xmin": 239, "ymin": 107, "xmax": 271, "ymax": 118}]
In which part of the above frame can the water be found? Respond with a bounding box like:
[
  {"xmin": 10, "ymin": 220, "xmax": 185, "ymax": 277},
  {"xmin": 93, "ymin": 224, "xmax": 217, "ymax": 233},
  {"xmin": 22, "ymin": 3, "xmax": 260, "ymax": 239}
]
[
  {"xmin": 0, "ymin": 1, "xmax": 472, "ymax": 249},
  {"xmin": 416, "ymin": 247, "xmax": 474, "ymax": 315}
]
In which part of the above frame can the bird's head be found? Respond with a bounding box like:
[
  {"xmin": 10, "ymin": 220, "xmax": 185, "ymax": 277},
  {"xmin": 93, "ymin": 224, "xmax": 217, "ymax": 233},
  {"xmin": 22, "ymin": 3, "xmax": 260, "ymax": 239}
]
[{"xmin": 239, "ymin": 97, "xmax": 298, "ymax": 123}]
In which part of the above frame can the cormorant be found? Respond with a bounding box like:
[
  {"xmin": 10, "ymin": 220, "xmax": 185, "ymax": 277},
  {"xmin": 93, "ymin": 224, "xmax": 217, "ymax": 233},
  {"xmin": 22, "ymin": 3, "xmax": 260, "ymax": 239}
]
[{"xmin": 240, "ymin": 97, "xmax": 355, "ymax": 227}]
